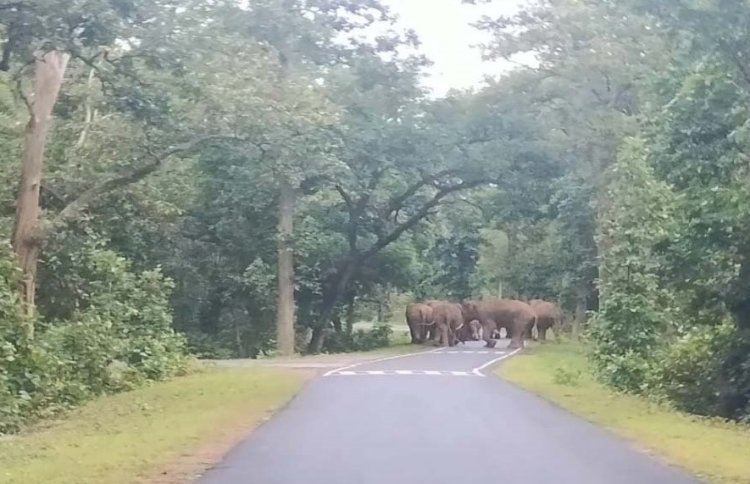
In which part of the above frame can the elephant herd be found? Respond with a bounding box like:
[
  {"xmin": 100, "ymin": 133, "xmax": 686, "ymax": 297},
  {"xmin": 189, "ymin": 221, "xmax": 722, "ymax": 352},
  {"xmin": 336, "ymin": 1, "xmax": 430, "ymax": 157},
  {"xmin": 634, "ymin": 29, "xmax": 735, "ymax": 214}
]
[{"xmin": 405, "ymin": 298, "xmax": 563, "ymax": 350}]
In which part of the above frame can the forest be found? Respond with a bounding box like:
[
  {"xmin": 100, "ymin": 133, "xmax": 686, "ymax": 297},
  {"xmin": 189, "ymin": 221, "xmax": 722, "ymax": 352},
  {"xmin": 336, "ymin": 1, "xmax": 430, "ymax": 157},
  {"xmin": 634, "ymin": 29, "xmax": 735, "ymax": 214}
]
[{"xmin": 1, "ymin": 0, "xmax": 749, "ymax": 433}]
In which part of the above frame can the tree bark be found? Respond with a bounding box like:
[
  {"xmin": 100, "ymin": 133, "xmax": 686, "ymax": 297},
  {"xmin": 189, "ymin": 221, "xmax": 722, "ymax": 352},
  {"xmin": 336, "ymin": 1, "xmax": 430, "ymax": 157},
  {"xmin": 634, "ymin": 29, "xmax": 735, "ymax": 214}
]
[
  {"xmin": 276, "ymin": 178, "xmax": 296, "ymax": 356},
  {"xmin": 12, "ymin": 51, "xmax": 70, "ymax": 327},
  {"xmin": 75, "ymin": 68, "xmax": 97, "ymax": 148},
  {"xmin": 345, "ymin": 291, "xmax": 355, "ymax": 332},
  {"xmin": 730, "ymin": 247, "xmax": 750, "ymax": 330},
  {"xmin": 307, "ymin": 260, "xmax": 357, "ymax": 353},
  {"xmin": 573, "ymin": 284, "xmax": 587, "ymax": 339}
]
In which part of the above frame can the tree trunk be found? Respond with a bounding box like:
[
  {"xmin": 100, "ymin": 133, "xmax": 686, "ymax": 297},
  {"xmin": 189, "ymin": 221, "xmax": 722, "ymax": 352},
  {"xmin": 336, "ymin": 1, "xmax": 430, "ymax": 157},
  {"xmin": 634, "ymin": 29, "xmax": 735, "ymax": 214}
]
[
  {"xmin": 728, "ymin": 245, "xmax": 750, "ymax": 330},
  {"xmin": 573, "ymin": 284, "xmax": 587, "ymax": 339},
  {"xmin": 345, "ymin": 291, "xmax": 355, "ymax": 332},
  {"xmin": 307, "ymin": 261, "xmax": 357, "ymax": 353},
  {"xmin": 332, "ymin": 315, "xmax": 343, "ymax": 333},
  {"xmin": 276, "ymin": 178, "xmax": 296, "ymax": 356},
  {"xmin": 12, "ymin": 51, "xmax": 70, "ymax": 328},
  {"xmin": 75, "ymin": 68, "xmax": 96, "ymax": 148},
  {"xmin": 234, "ymin": 317, "xmax": 247, "ymax": 359}
]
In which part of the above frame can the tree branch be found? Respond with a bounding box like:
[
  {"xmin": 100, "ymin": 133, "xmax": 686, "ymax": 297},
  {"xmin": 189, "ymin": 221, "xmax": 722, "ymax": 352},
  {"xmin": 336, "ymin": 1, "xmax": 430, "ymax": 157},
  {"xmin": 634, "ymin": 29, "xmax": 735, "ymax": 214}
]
[
  {"xmin": 40, "ymin": 135, "xmax": 245, "ymax": 240},
  {"xmin": 362, "ymin": 179, "xmax": 486, "ymax": 260},
  {"xmin": 334, "ymin": 184, "xmax": 355, "ymax": 212},
  {"xmin": 384, "ymin": 168, "xmax": 460, "ymax": 217}
]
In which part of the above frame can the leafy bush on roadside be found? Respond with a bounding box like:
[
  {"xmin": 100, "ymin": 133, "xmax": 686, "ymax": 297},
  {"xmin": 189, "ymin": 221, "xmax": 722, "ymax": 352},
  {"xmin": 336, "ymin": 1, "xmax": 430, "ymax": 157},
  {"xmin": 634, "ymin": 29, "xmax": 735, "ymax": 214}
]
[
  {"xmin": 0, "ymin": 244, "xmax": 187, "ymax": 433},
  {"xmin": 321, "ymin": 324, "xmax": 393, "ymax": 353},
  {"xmin": 648, "ymin": 324, "xmax": 750, "ymax": 420}
]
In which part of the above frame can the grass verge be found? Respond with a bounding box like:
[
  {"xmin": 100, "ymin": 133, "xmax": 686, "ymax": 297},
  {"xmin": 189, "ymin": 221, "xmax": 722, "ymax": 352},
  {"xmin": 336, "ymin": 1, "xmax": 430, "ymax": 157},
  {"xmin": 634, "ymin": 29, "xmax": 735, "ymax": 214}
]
[
  {"xmin": 499, "ymin": 342, "xmax": 750, "ymax": 484},
  {"xmin": 0, "ymin": 368, "xmax": 308, "ymax": 484}
]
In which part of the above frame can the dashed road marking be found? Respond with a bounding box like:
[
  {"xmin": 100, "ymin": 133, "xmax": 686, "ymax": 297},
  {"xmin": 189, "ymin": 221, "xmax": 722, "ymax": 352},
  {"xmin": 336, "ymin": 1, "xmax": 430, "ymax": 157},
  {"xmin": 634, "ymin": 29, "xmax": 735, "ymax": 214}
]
[
  {"xmin": 328, "ymin": 370, "xmax": 480, "ymax": 377},
  {"xmin": 322, "ymin": 347, "xmax": 444, "ymax": 377},
  {"xmin": 444, "ymin": 350, "xmax": 503, "ymax": 354},
  {"xmin": 322, "ymin": 345, "xmax": 522, "ymax": 378}
]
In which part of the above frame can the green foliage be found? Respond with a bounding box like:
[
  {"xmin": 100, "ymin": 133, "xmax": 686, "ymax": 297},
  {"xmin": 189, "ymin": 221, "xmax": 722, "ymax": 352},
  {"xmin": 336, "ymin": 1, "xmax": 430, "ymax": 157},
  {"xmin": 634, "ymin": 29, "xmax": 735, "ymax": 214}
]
[
  {"xmin": 4, "ymin": 0, "xmax": 750, "ymax": 430},
  {"xmin": 647, "ymin": 324, "xmax": 750, "ymax": 420},
  {"xmin": 0, "ymin": 244, "xmax": 186, "ymax": 434},
  {"xmin": 321, "ymin": 325, "xmax": 393, "ymax": 353},
  {"xmin": 591, "ymin": 138, "xmax": 677, "ymax": 392}
]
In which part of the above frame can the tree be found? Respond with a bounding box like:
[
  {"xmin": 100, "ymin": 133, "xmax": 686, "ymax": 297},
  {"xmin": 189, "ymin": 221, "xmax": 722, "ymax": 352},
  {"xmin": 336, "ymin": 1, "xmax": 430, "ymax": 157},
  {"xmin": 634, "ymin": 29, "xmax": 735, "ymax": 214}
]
[
  {"xmin": 473, "ymin": 0, "xmax": 665, "ymax": 321},
  {"xmin": 1, "ymin": 0, "xmax": 200, "ymax": 319}
]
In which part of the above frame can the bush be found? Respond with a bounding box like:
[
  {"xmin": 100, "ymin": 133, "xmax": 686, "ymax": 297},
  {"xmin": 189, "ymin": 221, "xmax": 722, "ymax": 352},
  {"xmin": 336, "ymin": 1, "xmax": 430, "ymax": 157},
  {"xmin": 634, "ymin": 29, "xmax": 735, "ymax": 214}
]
[
  {"xmin": 321, "ymin": 324, "xmax": 393, "ymax": 353},
  {"xmin": 0, "ymin": 244, "xmax": 187, "ymax": 434},
  {"xmin": 648, "ymin": 323, "xmax": 750, "ymax": 420}
]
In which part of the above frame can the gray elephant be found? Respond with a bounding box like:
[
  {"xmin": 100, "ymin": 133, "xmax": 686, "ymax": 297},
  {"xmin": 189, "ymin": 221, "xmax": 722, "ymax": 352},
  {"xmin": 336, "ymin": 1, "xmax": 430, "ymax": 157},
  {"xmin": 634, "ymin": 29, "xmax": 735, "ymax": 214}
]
[
  {"xmin": 529, "ymin": 299, "xmax": 563, "ymax": 341},
  {"xmin": 427, "ymin": 301, "xmax": 464, "ymax": 347},
  {"xmin": 405, "ymin": 302, "xmax": 433, "ymax": 344},
  {"xmin": 461, "ymin": 298, "xmax": 536, "ymax": 349}
]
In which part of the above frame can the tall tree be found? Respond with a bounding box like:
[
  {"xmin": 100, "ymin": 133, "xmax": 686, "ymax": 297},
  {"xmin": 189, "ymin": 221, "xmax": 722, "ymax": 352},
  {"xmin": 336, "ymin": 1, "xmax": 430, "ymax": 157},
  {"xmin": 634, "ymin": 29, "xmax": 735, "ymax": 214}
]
[{"xmin": 0, "ymin": 0, "xmax": 181, "ymax": 317}]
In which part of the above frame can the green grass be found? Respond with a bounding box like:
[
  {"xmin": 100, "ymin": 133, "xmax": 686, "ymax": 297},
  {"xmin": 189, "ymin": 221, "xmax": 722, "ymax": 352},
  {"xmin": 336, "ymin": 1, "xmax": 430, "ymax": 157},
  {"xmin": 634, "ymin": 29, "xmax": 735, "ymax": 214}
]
[
  {"xmin": 499, "ymin": 342, "xmax": 750, "ymax": 484},
  {"xmin": 0, "ymin": 368, "xmax": 307, "ymax": 484}
]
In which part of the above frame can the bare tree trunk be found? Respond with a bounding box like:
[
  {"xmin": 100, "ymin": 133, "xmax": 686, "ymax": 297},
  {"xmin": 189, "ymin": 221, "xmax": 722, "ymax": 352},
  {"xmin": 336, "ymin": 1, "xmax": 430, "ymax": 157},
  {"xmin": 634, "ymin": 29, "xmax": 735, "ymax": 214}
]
[
  {"xmin": 345, "ymin": 291, "xmax": 355, "ymax": 332},
  {"xmin": 12, "ymin": 51, "xmax": 70, "ymax": 328},
  {"xmin": 234, "ymin": 317, "xmax": 247, "ymax": 359},
  {"xmin": 307, "ymin": 261, "xmax": 357, "ymax": 353},
  {"xmin": 276, "ymin": 179, "xmax": 296, "ymax": 356},
  {"xmin": 75, "ymin": 68, "xmax": 96, "ymax": 148},
  {"xmin": 573, "ymin": 284, "xmax": 587, "ymax": 340}
]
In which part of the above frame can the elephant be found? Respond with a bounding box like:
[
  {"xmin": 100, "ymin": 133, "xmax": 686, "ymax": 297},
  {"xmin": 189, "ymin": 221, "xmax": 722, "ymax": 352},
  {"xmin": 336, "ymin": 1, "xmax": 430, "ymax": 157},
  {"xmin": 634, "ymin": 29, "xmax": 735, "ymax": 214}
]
[
  {"xmin": 461, "ymin": 298, "xmax": 536, "ymax": 350},
  {"xmin": 456, "ymin": 319, "xmax": 482, "ymax": 343},
  {"xmin": 529, "ymin": 299, "xmax": 563, "ymax": 341},
  {"xmin": 427, "ymin": 301, "xmax": 465, "ymax": 347},
  {"xmin": 405, "ymin": 303, "xmax": 433, "ymax": 344}
]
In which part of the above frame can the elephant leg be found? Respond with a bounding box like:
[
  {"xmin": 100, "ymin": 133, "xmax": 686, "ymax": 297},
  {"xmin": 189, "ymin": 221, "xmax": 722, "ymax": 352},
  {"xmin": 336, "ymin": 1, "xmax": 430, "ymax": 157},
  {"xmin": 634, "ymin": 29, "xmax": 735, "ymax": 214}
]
[
  {"xmin": 434, "ymin": 324, "xmax": 447, "ymax": 347},
  {"xmin": 539, "ymin": 326, "xmax": 547, "ymax": 342},
  {"xmin": 524, "ymin": 324, "xmax": 533, "ymax": 340},
  {"xmin": 508, "ymin": 323, "xmax": 526, "ymax": 349},
  {"xmin": 483, "ymin": 320, "xmax": 497, "ymax": 348},
  {"xmin": 417, "ymin": 323, "xmax": 429, "ymax": 344},
  {"xmin": 407, "ymin": 321, "xmax": 418, "ymax": 344},
  {"xmin": 442, "ymin": 326, "xmax": 451, "ymax": 347}
]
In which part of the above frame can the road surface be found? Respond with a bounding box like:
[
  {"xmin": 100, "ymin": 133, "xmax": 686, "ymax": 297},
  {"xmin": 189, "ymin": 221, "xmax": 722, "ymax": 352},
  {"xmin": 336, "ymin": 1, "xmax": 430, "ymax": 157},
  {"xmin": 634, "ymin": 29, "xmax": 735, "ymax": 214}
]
[{"xmin": 199, "ymin": 341, "xmax": 698, "ymax": 484}]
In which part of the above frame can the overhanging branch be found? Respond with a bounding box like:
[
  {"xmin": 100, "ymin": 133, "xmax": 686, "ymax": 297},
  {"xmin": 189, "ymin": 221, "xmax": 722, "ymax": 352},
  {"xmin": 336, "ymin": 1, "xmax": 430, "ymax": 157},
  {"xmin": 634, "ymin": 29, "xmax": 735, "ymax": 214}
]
[
  {"xmin": 40, "ymin": 134, "xmax": 248, "ymax": 240},
  {"xmin": 362, "ymin": 179, "xmax": 487, "ymax": 260}
]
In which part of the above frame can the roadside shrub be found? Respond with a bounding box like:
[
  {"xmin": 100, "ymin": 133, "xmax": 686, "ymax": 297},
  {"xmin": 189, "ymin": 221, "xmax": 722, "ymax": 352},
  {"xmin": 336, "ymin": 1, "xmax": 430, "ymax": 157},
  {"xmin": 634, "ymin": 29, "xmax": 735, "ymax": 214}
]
[
  {"xmin": 649, "ymin": 324, "xmax": 750, "ymax": 420},
  {"xmin": 0, "ymin": 244, "xmax": 187, "ymax": 434},
  {"xmin": 354, "ymin": 324, "xmax": 392, "ymax": 351},
  {"xmin": 321, "ymin": 324, "xmax": 393, "ymax": 353}
]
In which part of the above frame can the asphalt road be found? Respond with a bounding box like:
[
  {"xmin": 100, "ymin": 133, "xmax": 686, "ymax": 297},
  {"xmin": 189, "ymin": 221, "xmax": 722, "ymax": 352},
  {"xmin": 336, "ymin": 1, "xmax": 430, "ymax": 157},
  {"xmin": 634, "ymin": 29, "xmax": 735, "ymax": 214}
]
[{"xmin": 199, "ymin": 341, "xmax": 699, "ymax": 484}]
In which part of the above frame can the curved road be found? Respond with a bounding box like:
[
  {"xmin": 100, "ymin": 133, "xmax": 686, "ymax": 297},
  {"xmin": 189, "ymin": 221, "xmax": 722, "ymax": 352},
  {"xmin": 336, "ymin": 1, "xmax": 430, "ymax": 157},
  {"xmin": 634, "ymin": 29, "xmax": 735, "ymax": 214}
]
[{"xmin": 199, "ymin": 341, "xmax": 698, "ymax": 484}]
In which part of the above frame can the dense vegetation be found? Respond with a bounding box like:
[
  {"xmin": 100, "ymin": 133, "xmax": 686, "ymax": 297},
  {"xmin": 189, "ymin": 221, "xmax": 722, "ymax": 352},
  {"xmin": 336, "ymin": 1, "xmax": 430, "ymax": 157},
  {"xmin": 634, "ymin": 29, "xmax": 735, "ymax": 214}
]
[{"xmin": 1, "ymin": 0, "xmax": 750, "ymax": 431}]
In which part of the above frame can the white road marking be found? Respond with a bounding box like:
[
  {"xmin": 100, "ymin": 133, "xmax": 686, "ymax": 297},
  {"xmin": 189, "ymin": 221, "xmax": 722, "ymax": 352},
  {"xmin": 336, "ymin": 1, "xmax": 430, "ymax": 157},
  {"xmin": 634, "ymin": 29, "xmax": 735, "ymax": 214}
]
[
  {"xmin": 441, "ymin": 350, "xmax": 507, "ymax": 355},
  {"xmin": 471, "ymin": 348, "xmax": 521, "ymax": 377},
  {"xmin": 322, "ymin": 347, "xmax": 444, "ymax": 377},
  {"xmin": 329, "ymin": 370, "xmax": 483, "ymax": 377},
  {"xmin": 323, "ymin": 345, "xmax": 523, "ymax": 378}
]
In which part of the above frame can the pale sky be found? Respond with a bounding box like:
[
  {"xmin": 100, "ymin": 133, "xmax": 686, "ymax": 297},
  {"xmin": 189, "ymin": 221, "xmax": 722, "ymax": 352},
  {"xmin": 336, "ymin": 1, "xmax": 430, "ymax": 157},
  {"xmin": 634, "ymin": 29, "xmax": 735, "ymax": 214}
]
[{"xmin": 383, "ymin": 0, "xmax": 529, "ymax": 96}]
